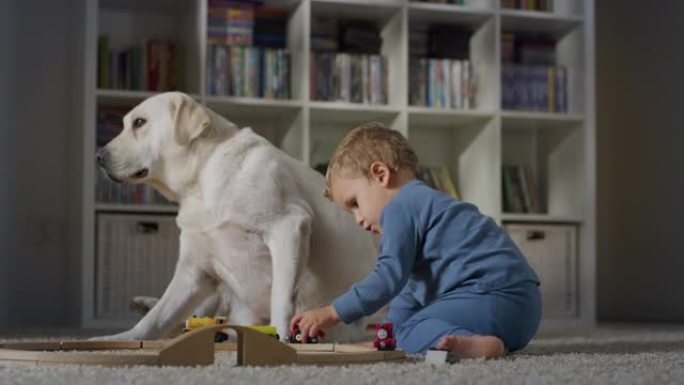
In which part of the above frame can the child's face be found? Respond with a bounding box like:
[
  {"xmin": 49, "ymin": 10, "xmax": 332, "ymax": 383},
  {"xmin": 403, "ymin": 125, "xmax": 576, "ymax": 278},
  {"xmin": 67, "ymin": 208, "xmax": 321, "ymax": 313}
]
[{"xmin": 330, "ymin": 174, "xmax": 392, "ymax": 235}]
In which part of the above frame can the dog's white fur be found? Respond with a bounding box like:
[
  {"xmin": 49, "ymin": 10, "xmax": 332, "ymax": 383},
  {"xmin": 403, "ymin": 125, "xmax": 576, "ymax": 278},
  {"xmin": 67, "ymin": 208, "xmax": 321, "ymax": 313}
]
[{"xmin": 97, "ymin": 92, "xmax": 377, "ymax": 341}]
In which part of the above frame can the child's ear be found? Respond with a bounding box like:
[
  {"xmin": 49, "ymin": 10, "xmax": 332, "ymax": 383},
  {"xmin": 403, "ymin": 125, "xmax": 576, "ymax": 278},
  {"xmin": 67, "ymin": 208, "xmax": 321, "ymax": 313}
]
[{"xmin": 370, "ymin": 162, "xmax": 391, "ymax": 187}]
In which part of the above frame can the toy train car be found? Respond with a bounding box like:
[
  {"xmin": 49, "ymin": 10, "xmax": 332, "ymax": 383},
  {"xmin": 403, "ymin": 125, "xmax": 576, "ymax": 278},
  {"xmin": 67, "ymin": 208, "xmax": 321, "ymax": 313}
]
[
  {"xmin": 372, "ymin": 323, "xmax": 396, "ymax": 351},
  {"xmin": 288, "ymin": 324, "xmax": 325, "ymax": 343}
]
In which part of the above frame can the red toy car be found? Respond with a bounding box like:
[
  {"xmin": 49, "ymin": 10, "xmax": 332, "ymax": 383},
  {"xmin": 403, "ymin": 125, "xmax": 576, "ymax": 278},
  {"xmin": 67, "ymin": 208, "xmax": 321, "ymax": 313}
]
[
  {"xmin": 373, "ymin": 323, "xmax": 396, "ymax": 351},
  {"xmin": 289, "ymin": 324, "xmax": 325, "ymax": 343}
]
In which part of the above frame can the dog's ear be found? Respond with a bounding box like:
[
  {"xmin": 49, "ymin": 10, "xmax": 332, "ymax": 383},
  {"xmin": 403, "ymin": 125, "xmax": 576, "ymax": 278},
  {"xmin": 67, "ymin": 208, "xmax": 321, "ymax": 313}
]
[{"xmin": 171, "ymin": 96, "xmax": 211, "ymax": 146}]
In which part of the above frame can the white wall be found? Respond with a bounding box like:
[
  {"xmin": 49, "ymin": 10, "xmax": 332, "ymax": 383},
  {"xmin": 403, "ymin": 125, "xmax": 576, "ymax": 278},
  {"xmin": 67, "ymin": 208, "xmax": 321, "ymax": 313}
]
[
  {"xmin": 597, "ymin": 1, "xmax": 684, "ymax": 321},
  {"xmin": 0, "ymin": 0, "xmax": 79, "ymax": 328},
  {"xmin": 0, "ymin": 0, "xmax": 17, "ymax": 329}
]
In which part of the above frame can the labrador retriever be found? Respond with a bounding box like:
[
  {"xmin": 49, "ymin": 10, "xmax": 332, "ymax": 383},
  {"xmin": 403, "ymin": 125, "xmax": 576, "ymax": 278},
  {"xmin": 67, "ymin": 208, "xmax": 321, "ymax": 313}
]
[{"xmin": 95, "ymin": 92, "xmax": 377, "ymax": 341}]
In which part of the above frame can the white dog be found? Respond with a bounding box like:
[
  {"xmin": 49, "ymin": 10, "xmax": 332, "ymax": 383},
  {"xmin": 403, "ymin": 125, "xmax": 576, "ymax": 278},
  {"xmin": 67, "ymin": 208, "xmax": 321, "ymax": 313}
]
[{"xmin": 96, "ymin": 92, "xmax": 377, "ymax": 341}]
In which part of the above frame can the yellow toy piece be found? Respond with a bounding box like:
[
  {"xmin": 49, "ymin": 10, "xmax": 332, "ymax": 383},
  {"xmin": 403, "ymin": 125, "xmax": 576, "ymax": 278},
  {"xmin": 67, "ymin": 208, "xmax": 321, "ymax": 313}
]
[
  {"xmin": 246, "ymin": 325, "xmax": 279, "ymax": 340},
  {"xmin": 184, "ymin": 315, "xmax": 227, "ymax": 332}
]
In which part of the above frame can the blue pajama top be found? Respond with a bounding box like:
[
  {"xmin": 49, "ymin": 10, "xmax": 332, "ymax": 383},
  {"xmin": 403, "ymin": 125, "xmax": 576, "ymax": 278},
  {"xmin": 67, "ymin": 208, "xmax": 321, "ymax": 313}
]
[{"xmin": 332, "ymin": 179, "xmax": 540, "ymax": 324}]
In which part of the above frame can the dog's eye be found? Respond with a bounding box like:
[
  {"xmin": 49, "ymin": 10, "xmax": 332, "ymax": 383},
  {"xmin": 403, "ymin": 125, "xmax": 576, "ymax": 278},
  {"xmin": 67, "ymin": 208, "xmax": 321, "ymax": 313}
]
[{"xmin": 133, "ymin": 118, "xmax": 147, "ymax": 129}]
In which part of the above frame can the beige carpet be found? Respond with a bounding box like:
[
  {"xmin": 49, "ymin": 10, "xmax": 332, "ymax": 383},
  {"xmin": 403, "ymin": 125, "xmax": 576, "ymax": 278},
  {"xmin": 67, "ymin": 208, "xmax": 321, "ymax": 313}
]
[{"xmin": 1, "ymin": 323, "xmax": 684, "ymax": 385}]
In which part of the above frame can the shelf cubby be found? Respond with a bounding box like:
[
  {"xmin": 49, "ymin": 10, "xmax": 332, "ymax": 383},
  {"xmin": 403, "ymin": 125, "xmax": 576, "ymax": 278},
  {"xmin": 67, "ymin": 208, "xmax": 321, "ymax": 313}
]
[{"xmin": 501, "ymin": 119, "xmax": 585, "ymax": 220}]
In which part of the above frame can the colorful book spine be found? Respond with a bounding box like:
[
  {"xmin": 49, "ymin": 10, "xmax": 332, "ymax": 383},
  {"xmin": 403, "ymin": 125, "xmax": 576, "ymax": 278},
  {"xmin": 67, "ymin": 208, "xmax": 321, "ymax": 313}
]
[
  {"xmin": 501, "ymin": 63, "xmax": 568, "ymax": 113},
  {"xmin": 309, "ymin": 52, "xmax": 387, "ymax": 105},
  {"xmin": 206, "ymin": 43, "xmax": 290, "ymax": 99}
]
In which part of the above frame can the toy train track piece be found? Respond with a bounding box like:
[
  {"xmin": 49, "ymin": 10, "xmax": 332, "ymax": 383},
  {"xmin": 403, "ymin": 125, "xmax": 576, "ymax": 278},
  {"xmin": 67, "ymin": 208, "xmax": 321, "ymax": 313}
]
[{"xmin": 0, "ymin": 324, "xmax": 406, "ymax": 367}]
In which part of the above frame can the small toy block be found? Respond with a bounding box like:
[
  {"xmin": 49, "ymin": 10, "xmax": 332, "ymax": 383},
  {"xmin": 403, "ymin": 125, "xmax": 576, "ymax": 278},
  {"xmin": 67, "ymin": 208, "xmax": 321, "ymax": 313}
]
[{"xmin": 425, "ymin": 348, "xmax": 459, "ymax": 365}]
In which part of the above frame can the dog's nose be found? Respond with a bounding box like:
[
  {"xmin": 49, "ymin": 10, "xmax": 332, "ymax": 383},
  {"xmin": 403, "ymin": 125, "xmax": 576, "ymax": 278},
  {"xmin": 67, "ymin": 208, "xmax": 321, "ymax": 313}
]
[{"xmin": 95, "ymin": 148, "xmax": 108, "ymax": 166}]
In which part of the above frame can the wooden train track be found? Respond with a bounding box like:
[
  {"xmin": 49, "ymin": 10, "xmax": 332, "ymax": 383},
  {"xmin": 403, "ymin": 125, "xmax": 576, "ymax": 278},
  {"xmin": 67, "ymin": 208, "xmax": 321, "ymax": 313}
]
[{"xmin": 0, "ymin": 324, "xmax": 405, "ymax": 367}]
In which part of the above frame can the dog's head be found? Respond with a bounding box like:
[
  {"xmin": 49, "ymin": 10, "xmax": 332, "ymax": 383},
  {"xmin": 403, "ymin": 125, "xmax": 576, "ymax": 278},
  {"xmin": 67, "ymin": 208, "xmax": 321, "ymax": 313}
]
[{"xmin": 96, "ymin": 92, "xmax": 224, "ymax": 190}]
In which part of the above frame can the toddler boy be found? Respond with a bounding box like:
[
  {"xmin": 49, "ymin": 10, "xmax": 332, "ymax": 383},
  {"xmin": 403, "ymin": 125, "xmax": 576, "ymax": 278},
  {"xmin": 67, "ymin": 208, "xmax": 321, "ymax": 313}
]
[{"xmin": 290, "ymin": 122, "xmax": 541, "ymax": 358}]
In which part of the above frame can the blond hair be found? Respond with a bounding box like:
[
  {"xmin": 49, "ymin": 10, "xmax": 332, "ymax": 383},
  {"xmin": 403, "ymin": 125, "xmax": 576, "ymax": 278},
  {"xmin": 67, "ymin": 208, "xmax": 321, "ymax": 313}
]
[{"xmin": 324, "ymin": 122, "xmax": 420, "ymax": 199}]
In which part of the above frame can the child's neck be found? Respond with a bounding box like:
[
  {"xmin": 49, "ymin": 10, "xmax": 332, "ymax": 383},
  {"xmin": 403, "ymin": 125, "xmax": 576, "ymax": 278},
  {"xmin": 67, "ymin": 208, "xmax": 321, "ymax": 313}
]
[{"xmin": 387, "ymin": 169, "xmax": 417, "ymax": 193}]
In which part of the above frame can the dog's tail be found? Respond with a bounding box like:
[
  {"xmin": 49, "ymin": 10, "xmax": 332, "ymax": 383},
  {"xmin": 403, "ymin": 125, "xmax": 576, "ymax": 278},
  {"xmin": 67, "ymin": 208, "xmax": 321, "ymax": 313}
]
[{"xmin": 130, "ymin": 296, "xmax": 160, "ymax": 316}]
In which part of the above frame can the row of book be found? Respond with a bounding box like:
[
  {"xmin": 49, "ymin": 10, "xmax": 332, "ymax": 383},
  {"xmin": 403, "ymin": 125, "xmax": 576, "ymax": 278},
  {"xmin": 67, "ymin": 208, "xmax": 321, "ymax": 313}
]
[
  {"xmin": 97, "ymin": 36, "xmax": 181, "ymax": 91},
  {"xmin": 206, "ymin": 44, "xmax": 290, "ymax": 99},
  {"xmin": 501, "ymin": 32, "xmax": 556, "ymax": 66},
  {"xmin": 311, "ymin": 18, "xmax": 382, "ymax": 55},
  {"xmin": 207, "ymin": 1, "xmax": 288, "ymax": 48},
  {"xmin": 418, "ymin": 165, "xmax": 461, "ymax": 200},
  {"xmin": 310, "ymin": 53, "xmax": 388, "ymax": 104},
  {"xmin": 409, "ymin": 25, "xmax": 471, "ymax": 60},
  {"xmin": 409, "ymin": 58, "xmax": 477, "ymax": 109},
  {"xmin": 97, "ymin": 106, "xmax": 126, "ymax": 147},
  {"xmin": 96, "ymin": 171, "xmax": 171, "ymax": 205},
  {"xmin": 502, "ymin": 165, "xmax": 541, "ymax": 213},
  {"xmin": 208, "ymin": 0, "xmax": 255, "ymax": 46},
  {"xmin": 501, "ymin": 0, "xmax": 553, "ymax": 11},
  {"xmin": 501, "ymin": 64, "xmax": 567, "ymax": 113}
]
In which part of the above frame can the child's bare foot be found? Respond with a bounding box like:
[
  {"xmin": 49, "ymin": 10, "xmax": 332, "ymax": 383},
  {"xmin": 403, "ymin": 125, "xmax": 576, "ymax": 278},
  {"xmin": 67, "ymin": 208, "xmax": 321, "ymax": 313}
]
[{"xmin": 435, "ymin": 335, "xmax": 506, "ymax": 359}]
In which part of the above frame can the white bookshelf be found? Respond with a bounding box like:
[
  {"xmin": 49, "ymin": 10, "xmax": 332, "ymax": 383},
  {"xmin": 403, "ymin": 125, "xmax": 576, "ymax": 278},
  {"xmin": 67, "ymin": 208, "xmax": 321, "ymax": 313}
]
[{"xmin": 80, "ymin": 0, "xmax": 596, "ymax": 332}]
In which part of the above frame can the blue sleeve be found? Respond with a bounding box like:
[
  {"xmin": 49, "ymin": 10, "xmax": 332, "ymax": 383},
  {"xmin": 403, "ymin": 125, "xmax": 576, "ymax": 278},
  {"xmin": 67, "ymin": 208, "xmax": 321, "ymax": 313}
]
[{"xmin": 332, "ymin": 204, "xmax": 420, "ymax": 324}]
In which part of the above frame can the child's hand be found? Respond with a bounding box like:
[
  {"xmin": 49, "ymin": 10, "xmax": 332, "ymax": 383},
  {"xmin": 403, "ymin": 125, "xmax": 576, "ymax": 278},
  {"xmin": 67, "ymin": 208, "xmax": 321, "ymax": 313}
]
[{"xmin": 290, "ymin": 305, "xmax": 341, "ymax": 341}]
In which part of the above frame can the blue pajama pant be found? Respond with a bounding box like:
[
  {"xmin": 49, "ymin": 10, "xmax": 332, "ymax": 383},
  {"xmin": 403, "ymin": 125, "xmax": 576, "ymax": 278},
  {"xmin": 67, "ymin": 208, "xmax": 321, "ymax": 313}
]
[{"xmin": 387, "ymin": 281, "xmax": 541, "ymax": 354}]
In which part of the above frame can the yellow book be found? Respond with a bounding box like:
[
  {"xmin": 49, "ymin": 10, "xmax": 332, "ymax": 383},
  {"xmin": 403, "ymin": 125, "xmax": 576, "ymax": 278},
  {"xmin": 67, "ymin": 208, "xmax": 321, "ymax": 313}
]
[{"xmin": 438, "ymin": 165, "xmax": 461, "ymax": 200}]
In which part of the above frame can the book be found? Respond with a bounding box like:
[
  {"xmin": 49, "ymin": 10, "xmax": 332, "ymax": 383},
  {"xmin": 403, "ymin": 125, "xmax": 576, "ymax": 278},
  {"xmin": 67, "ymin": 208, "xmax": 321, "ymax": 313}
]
[
  {"xmin": 310, "ymin": 52, "xmax": 387, "ymax": 105},
  {"xmin": 501, "ymin": 63, "xmax": 567, "ymax": 112},
  {"xmin": 501, "ymin": 165, "xmax": 541, "ymax": 213},
  {"xmin": 418, "ymin": 165, "xmax": 461, "ymax": 200},
  {"xmin": 206, "ymin": 43, "xmax": 290, "ymax": 99},
  {"xmin": 97, "ymin": 35, "xmax": 110, "ymax": 88}
]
